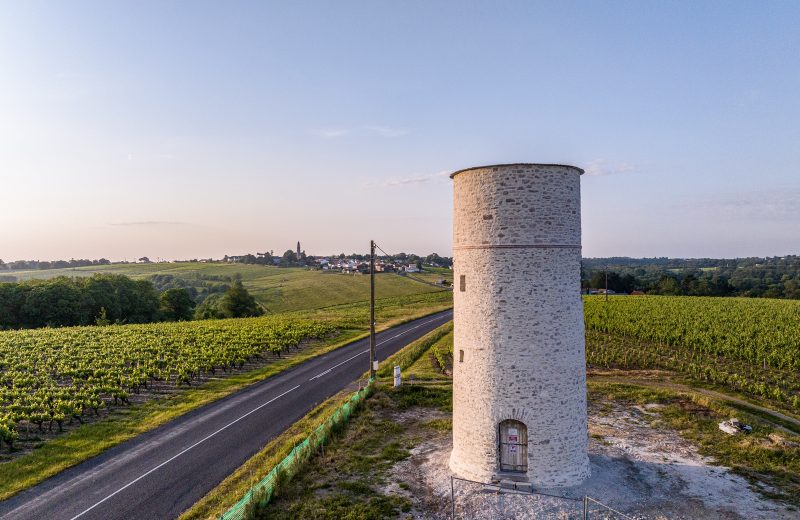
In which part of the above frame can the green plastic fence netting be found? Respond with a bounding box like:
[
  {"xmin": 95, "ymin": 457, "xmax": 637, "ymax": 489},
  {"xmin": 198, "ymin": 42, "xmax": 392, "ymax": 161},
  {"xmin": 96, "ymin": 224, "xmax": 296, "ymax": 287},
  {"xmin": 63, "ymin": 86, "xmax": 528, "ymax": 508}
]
[{"xmin": 219, "ymin": 380, "xmax": 374, "ymax": 520}]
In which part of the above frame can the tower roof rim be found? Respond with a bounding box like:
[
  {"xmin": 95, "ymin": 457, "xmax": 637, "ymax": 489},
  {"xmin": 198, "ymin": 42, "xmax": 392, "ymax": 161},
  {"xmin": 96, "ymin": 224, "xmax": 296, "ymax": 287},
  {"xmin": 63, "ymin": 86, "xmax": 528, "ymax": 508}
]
[{"xmin": 449, "ymin": 163, "xmax": 585, "ymax": 179}]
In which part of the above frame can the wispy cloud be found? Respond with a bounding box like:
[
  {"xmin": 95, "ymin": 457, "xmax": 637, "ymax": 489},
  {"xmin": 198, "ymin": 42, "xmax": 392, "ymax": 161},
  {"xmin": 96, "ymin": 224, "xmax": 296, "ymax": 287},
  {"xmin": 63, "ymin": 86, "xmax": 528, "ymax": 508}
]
[
  {"xmin": 110, "ymin": 221, "xmax": 189, "ymax": 227},
  {"xmin": 582, "ymin": 159, "xmax": 638, "ymax": 176},
  {"xmin": 311, "ymin": 128, "xmax": 350, "ymax": 139},
  {"xmin": 310, "ymin": 125, "xmax": 409, "ymax": 139},
  {"xmin": 380, "ymin": 170, "xmax": 450, "ymax": 187},
  {"xmin": 679, "ymin": 188, "xmax": 800, "ymax": 221},
  {"xmin": 364, "ymin": 125, "xmax": 409, "ymax": 138}
]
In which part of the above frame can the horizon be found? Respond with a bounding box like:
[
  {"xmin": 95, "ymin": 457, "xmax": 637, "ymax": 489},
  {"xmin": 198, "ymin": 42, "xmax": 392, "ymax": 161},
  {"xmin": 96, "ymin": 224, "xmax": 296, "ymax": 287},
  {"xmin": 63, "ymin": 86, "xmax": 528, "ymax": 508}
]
[
  {"xmin": 3, "ymin": 251, "xmax": 800, "ymax": 265},
  {"xmin": 2, "ymin": 2, "xmax": 798, "ymax": 261}
]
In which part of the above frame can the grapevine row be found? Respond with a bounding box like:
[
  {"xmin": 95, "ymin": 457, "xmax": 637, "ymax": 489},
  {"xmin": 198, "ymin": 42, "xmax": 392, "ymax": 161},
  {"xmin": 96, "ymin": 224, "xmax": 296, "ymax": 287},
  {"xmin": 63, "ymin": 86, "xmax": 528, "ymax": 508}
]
[
  {"xmin": 0, "ymin": 316, "xmax": 334, "ymax": 449},
  {"xmin": 0, "ymin": 290, "xmax": 454, "ymax": 451},
  {"xmin": 584, "ymin": 295, "xmax": 800, "ymax": 409}
]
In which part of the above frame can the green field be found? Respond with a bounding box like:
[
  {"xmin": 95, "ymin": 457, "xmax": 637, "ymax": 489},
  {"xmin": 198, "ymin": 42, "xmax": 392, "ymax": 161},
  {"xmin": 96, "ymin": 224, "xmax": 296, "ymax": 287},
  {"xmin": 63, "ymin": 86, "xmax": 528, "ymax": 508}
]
[
  {"xmin": 1, "ymin": 262, "xmax": 447, "ymax": 313},
  {"xmin": 405, "ymin": 266, "xmax": 453, "ymax": 285}
]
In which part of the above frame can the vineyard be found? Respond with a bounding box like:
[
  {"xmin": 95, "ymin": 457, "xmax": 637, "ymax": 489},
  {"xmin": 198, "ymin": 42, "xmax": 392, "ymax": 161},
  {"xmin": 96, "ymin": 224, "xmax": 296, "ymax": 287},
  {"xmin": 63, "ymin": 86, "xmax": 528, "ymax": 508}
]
[
  {"xmin": 4, "ymin": 291, "xmax": 798, "ymax": 456},
  {"xmin": 0, "ymin": 291, "xmax": 453, "ymax": 452},
  {"xmin": 584, "ymin": 295, "xmax": 800, "ymax": 410},
  {"xmin": 430, "ymin": 326, "xmax": 454, "ymax": 375}
]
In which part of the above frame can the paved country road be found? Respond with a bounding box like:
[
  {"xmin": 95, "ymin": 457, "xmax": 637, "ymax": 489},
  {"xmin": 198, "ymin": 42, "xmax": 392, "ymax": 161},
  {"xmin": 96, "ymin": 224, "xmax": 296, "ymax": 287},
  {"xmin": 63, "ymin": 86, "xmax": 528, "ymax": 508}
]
[{"xmin": 0, "ymin": 310, "xmax": 453, "ymax": 520}]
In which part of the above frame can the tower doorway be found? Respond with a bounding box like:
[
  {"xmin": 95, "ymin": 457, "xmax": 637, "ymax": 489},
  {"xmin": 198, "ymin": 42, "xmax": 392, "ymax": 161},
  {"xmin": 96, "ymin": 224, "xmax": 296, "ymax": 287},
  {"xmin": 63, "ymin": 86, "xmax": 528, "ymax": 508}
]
[{"xmin": 498, "ymin": 419, "xmax": 528, "ymax": 472}]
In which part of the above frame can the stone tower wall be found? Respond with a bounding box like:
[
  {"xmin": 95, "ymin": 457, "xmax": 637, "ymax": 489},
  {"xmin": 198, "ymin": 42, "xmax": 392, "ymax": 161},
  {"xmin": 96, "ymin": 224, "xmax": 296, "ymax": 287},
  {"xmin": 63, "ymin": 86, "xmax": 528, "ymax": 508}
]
[{"xmin": 448, "ymin": 163, "xmax": 590, "ymax": 487}]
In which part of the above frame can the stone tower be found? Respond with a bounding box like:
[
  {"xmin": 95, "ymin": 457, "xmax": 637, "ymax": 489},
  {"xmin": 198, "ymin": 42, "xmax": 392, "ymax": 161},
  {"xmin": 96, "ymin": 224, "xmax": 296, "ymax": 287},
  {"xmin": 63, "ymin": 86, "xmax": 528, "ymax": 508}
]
[{"xmin": 448, "ymin": 163, "xmax": 590, "ymax": 487}]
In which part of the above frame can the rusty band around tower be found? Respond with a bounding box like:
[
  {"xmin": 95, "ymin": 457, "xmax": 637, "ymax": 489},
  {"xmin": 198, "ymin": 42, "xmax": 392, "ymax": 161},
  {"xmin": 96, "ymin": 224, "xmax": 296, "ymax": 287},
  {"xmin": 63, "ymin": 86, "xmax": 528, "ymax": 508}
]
[{"xmin": 452, "ymin": 244, "xmax": 582, "ymax": 250}]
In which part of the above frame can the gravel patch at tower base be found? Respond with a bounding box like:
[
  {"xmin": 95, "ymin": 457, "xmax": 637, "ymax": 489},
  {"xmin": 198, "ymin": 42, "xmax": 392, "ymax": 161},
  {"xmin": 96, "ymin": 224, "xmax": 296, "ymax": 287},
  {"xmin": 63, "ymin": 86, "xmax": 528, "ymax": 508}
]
[{"xmin": 390, "ymin": 403, "xmax": 795, "ymax": 519}]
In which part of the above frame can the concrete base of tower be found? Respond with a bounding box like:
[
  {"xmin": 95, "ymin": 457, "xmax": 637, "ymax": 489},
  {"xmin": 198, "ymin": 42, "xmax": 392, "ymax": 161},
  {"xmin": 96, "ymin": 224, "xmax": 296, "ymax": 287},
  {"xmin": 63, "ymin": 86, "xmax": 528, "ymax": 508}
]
[
  {"xmin": 528, "ymin": 458, "xmax": 591, "ymax": 488},
  {"xmin": 448, "ymin": 451, "xmax": 495, "ymax": 484},
  {"xmin": 449, "ymin": 451, "xmax": 591, "ymax": 488}
]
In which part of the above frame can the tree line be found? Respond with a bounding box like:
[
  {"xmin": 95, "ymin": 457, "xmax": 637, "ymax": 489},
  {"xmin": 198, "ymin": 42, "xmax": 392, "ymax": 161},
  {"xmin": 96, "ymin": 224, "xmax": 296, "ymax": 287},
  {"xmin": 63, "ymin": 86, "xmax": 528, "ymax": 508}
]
[
  {"xmin": 0, "ymin": 258, "xmax": 111, "ymax": 271},
  {"xmin": 582, "ymin": 255, "xmax": 800, "ymax": 298},
  {"xmin": 0, "ymin": 274, "xmax": 262, "ymax": 330},
  {"xmin": 227, "ymin": 250, "xmax": 453, "ymax": 268}
]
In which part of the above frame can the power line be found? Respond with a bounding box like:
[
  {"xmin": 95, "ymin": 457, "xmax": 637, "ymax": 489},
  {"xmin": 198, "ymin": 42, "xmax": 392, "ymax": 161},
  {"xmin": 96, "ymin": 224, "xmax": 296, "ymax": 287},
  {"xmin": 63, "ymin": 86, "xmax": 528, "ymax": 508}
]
[
  {"xmin": 369, "ymin": 240, "xmax": 376, "ymax": 380},
  {"xmin": 372, "ymin": 241, "xmax": 392, "ymax": 258},
  {"xmin": 366, "ymin": 240, "xmax": 408, "ymax": 381}
]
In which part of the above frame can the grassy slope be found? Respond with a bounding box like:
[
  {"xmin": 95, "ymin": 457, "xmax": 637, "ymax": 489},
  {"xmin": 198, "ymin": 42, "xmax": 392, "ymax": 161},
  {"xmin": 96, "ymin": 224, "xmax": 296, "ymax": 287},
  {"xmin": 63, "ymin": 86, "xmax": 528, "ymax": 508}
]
[
  {"xmin": 254, "ymin": 384, "xmax": 452, "ymax": 520},
  {"xmin": 250, "ymin": 271, "xmax": 443, "ymax": 314},
  {"xmin": 1, "ymin": 262, "xmax": 445, "ymax": 313}
]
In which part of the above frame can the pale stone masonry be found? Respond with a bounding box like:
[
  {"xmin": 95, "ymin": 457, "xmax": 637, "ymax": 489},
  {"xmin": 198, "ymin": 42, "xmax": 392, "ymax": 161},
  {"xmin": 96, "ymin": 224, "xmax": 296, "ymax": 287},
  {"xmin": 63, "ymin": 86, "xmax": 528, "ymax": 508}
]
[{"xmin": 448, "ymin": 163, "xmax": 590, "ymax": 487}]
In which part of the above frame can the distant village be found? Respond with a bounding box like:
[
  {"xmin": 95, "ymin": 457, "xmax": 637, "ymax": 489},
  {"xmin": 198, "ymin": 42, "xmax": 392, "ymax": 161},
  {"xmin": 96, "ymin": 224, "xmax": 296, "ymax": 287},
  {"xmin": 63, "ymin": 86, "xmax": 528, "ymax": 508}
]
[
  {"xmin": 0, "ymin": 242, "xmax": 453, "ymax": 277},
  {"xmin": 218, "ymin": 242, "xmax": 453, "ymax": 275}
]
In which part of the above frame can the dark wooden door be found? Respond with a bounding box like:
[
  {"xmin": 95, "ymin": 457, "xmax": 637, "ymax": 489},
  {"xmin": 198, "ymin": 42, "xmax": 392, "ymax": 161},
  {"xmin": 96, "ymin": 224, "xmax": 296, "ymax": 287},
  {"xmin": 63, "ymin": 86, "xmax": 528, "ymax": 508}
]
[{"xmin": 499, "ymin": 420, "xmax": 528, "ymax": 472}]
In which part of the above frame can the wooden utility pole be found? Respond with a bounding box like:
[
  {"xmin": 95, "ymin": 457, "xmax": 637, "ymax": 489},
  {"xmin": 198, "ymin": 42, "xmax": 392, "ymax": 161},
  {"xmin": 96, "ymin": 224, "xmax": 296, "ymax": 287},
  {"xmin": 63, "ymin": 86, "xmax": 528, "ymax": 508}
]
[{"xmin": 369, "ymin": 240, "xmax": 376, "ymax": 379}]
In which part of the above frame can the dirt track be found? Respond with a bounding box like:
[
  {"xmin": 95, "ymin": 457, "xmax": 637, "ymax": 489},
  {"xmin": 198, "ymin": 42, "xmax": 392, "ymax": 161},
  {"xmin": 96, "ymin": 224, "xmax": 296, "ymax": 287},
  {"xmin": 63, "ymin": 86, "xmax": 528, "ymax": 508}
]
[{"xmin": 589, "ymin": 370, "xmax": 800, "ymax": 434}]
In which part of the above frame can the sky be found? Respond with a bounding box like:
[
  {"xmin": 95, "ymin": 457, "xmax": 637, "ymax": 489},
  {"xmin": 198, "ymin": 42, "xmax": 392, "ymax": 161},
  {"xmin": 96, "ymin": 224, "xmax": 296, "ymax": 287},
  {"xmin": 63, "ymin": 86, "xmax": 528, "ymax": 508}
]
[{"xmin": 1, "ymin": 1, "xmax": 798, "ymax": 261}]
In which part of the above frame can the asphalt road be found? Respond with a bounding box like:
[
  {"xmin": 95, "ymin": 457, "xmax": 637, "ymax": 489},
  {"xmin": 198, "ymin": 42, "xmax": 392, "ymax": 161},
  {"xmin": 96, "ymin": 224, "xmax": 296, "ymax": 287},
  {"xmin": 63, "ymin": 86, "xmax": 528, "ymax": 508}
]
[{"xmin": 0, "ymin": 310, "xmax": 453, "ymax": 520}]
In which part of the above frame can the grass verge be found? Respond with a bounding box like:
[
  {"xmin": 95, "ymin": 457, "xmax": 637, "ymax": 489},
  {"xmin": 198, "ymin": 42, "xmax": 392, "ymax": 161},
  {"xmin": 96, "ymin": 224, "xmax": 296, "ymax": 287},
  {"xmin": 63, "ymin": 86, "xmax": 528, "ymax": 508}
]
[
  {"xmin": 179, "ymin": 386, "xmax": 365, "ymax": 520},
  {"xmin": 252, "ymin": 384, "xmax": 451, "ymax": 520},
  {"xmin": 376, "ymin": 322, "xmax": 452, "ymax": 379}
]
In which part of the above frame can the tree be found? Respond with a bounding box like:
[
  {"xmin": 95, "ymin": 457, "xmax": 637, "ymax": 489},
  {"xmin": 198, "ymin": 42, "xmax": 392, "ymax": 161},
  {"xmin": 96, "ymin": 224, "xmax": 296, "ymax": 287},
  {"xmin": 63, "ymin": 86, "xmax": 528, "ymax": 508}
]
[
  {"xmin": 78, "ymin": 275, "xmax": 123, "ymax": 325},
  {"xmin": 159, "ymin": 288, "xmax": 196, "ymax": 321},
  {"xmin": 218, "ymin": 281, "xmax": 263, "ymax": 318},
  {"xmin": 95, "ymin": 307, "xmax": 111, "ymax": 326},
  {"xmin": 121, "ymin": 279, "xmax": 161, "ymax": 323},
  {"xmin": 194, "ymin": 293, "xmax": 224, "ymax": 320},
  {"xmin": 20, "ymin": 277, "xmax": 82, "ymax": 327},
  {"xmin": 0, "ymin": 283, "xmax": 24, "ymax": 329},
  {"xmin": 653, "ymin": 275, "xmax": 682, "ymax": 296},
  {"xmin": 589, "ymin": 271, "xmax": 632, "ymax": 292},
  {"xmin": 619, "ymin": 274, "xmax": 637, "ymax": 293},
  {"xmin": 281, "ymin": 250, "xmax": 297, "ymax": 266},
  {"xmin": 194, "ymin": 282, "xmax": 263, "ymax": 320}
]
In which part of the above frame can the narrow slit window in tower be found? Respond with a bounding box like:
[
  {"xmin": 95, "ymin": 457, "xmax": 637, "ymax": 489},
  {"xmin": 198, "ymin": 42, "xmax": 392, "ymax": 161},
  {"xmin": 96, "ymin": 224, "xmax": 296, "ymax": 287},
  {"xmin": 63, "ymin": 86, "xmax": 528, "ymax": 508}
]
[
  {"xmin": 459, "ymin": 350, "xmax": 464, "ymax": 363},
  {"xmin": 459, "ymin": 275, "xmax": 466, "ymax": 292}
]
